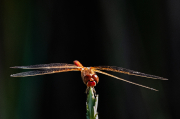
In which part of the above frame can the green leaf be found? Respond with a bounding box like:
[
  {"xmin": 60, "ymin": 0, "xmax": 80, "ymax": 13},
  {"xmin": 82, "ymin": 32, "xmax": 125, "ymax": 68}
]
[{"xmin": 86, "ymin": 87, "xmax": 98, "ymax": 119}]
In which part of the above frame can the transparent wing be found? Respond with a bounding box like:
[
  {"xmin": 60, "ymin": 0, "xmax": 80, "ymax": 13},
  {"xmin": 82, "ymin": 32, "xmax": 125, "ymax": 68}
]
[
  {"xmin": 93, "ymin": 66, "xmax": 168, "ymax": 80},
  {"xmin": 10, "ymin": 63, "xmax": 79, "ymax": 69},
  {"xmin": 95, "ymin": 70, "xmax": 158, "ymax": 91},
  {"xmin": 10, "ymin": 68, "xmax": 80, "ymax": 77}
]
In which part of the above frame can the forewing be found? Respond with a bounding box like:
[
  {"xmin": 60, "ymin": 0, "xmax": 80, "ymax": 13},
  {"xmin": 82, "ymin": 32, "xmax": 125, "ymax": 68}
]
[
  {"xmin": 10, "ymin": 68, "xmax": 79, "ymax": 77},
  {"xmin": 93, "ymin": 66, "xmax": 168, "ymax": 80},
  {"xmin": 10, "ymin": 63, "xmax": 78, "ymax": 69}
]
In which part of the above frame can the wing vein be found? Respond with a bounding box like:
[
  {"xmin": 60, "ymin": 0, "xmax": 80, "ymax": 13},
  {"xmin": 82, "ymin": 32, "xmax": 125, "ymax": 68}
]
[
  {"xmin": 10, "ymin": 63, "xmax": 79, "ymax": 69},
  {"xmin": 93, "ymin": 66, "xmax": 168, "ymax": 80},
  {"xmin": 10, "ymin": 68, "xmax": 80, "ymax": 77},
  {"xmin": 95, "ymin": 69, "xmax": 158, "ymax": 91}
]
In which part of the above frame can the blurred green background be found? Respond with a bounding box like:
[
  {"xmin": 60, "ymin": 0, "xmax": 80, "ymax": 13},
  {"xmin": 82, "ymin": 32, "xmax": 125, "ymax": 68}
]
[{"xmin": 0, "ymin": 0, "xmax": 178, "ymax": 119}]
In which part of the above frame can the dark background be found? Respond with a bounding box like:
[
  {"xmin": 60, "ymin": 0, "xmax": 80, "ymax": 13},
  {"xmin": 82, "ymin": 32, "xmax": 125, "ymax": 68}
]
[{"xmin": 0, "ymin": 0, "xmax": 179, "ymax": 119}]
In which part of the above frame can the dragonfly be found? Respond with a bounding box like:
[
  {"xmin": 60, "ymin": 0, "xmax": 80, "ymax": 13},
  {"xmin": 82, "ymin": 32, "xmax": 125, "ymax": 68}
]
[{"xmin": 10, "ymin": 60, "xmax": 168, "ymax": 92}]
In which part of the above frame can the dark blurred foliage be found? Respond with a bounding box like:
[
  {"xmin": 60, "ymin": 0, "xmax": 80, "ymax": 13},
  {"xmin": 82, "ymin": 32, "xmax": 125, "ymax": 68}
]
[{"xmin": 0, "ymin": 0, "xmax": 179, "ymax": 119}]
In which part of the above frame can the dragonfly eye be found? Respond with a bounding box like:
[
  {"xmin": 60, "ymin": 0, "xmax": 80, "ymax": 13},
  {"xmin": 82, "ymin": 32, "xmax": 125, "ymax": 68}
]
[
  {"xmin": 92, "ymin": 74, "xmax": 99, "ymax": 84},
  {"xmin": 84, "ymin": 74, "xmax": 92, "ymax": 84}
]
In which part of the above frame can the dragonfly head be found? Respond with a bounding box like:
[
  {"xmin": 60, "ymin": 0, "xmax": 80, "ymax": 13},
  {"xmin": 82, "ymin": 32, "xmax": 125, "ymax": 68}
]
[
  {"xmin": 81, "ymin": 67, "xmax": 99, "ymax": 87},
  {"xmin": 84, "ymin": 74, "xmax": 99, "ymax": 87}
]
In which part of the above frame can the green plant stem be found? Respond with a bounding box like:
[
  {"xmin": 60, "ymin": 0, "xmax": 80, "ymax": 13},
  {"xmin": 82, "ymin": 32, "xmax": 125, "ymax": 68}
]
[{"xmin": 86, "ymin": 87, "xmax": 98, "ymax": 119}]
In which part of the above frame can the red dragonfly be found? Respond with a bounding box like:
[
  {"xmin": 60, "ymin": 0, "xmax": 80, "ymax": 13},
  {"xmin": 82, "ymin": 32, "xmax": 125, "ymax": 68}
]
[{"xmin": 10, "ymin": 60, "xmax": 168, "ymax": 91}]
